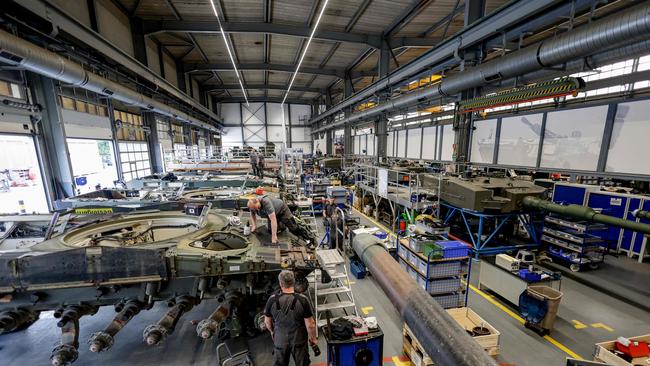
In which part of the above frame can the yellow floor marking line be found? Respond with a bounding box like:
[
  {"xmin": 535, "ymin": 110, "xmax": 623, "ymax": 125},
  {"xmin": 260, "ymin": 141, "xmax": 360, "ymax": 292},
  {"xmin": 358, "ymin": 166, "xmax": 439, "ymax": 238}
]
[
  {"xmin": 591, "ymin": 323, "xmax": 614, "ymax": 332},
  {"xmin": 572, "ymin": 320, "xmax": 588, "ymax": 329},
  {"xmin": 361, "ymin": 306, "xmax": 374, "ymax": 315},
  {"xmin": 352, "ymin": 207, "xmax": 397, "ymax": 238},
  {"xmin": 344, "ymin": 279, "xmax": 356, "ymax": 285},
  {"xmin": 353, "ymin": 209, "xmax": 584, "ymax": 360},
  {"xmin": 391, "ymin": 356, "xmax": 411, "ymax": 366}
]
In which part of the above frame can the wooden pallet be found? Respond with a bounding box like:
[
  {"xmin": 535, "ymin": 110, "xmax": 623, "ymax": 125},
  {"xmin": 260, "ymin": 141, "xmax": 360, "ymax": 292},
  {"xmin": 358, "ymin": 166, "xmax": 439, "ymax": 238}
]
[
  {"xmin": 403, "ymin": 325, "xmax": 434, "ymax": 366},
  {"xmin": 446, "ymin": 307, "xmax": 500, "ymax": 356}
]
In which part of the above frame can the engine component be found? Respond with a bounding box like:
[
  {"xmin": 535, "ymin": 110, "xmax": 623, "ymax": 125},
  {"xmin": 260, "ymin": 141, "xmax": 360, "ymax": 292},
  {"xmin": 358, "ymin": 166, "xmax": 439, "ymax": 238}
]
[
  {"xmin": 196, "ymin": 292, "xmax": 242, "ymax": 340},
  {"xmin": 0, "ymin": 308, "xmax": 39, "ymax": 334}
]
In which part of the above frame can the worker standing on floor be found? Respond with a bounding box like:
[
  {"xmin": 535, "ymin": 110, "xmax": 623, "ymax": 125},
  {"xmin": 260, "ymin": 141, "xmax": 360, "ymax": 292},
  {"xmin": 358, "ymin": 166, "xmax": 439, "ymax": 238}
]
[
  {"xmin": 249, "ymin": 148, "xmax": 259, "ymax": 177},
  {"xmin": 257, "ymin": 152, "xmax": 265, "ymax": 178},
  {"xmin": 264, "ymin": 270, "xmax": 318, "ymax": 366},
  {"xmin": 248, "ymin": 196, "xmax": 297, "ymax": 245}
]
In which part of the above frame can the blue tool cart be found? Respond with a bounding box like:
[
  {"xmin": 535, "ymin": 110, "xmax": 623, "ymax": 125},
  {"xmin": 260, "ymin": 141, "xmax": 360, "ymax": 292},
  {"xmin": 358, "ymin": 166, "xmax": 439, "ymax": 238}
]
[
  {"xmin": 541, "ymin": 215, "xmax": 610, "ymax": 272},
  {"xmin": 396, "ymin": 235, "xmax": 470, "ymax": 309},
  {"xmin": 325, "ymin": 325, "xmax": 383, "ymax": 366}
]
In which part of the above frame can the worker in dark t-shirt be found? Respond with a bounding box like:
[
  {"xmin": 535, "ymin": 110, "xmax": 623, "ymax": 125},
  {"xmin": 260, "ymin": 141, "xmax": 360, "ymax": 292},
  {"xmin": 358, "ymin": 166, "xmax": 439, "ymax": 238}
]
[
  {"xmin": 264, "ymin": 270, "xmax": 317, "ymax": 366},
  {"xmin": 248, "ymin": 195, "xmax": 298, "ymax": 245}
]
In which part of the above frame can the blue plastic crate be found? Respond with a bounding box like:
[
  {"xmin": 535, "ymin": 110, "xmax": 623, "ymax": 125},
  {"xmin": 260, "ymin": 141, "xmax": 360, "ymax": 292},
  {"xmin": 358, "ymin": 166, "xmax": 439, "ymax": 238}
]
[
  {"xmin": 350, "ymin": 259, "xmax": 366, "ymax": 279},
  {"xmin": 435, "ymin": 240, "xmax": 470, "ymax": 258},
  {"xmin": 518, "ymin": 269, "xmax": 542, "ymax": 282}
]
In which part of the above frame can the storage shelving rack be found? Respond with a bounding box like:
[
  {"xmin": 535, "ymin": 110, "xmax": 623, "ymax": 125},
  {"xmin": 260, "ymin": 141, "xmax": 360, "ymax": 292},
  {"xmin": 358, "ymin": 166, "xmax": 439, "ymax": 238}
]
[
  {"xmin": 541, "ymin": 215, "xmax": 609, "ymax": 272},
  {"xmin": 396, "ymin": 236, "xmax": 471, "ymax": 309}
]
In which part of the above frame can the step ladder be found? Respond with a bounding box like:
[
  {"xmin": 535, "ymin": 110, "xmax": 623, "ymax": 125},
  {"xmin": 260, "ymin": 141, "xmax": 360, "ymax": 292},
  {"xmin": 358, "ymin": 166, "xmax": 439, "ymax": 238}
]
[
  {"xmin": 308, "ymin": 249, "xmax": 358, "ymax": 329},
  {"xmin": 295, "ymin": 197, "xmax": 319, "ymax": 239}
]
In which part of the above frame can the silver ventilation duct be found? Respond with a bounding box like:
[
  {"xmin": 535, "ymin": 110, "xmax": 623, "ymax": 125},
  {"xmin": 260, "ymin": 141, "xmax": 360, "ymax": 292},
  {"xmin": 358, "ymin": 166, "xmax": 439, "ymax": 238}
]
[
  {"xmin": 313, "ymin": 2, "xmax": 650, "ymax": 133},
  {"xmin": 0, "ymin": 29, "xmax": 220, "ymax": 133}
]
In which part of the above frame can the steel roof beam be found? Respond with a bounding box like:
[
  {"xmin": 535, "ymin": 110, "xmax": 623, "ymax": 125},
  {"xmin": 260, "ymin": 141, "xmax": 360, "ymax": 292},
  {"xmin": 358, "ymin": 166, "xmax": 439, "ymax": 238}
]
[
  {"xmin": 215, "ymin": 97, "xmax": 314, "ymax": 104},
  {"xmin": 205, "ymin": 84, "xmax": 323, "ymax": 93},
  {"xmin": 144, "ymin": 21, "xmax": 437, "ymax": 49},
  {"xmin": 186, "ymin": 63, "xmax": 376, "ymax": 78},
  {"xmin": 383, "ymin": 0, "xmax": 434, "ymax": 38}
]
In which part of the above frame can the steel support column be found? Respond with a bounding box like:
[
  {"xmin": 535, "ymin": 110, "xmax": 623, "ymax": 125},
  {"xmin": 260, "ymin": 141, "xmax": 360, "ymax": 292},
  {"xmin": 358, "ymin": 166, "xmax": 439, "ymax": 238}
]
[
  {"xmin": 343, "ymin": 79, "xmax": 354, "ymax": 154},
  {"xmin": 106, "ymin": 99, "xmax": 124, "ymax": 181},
  {"xmin": 287, "ymin": 103, "xmax": 292, "ymax": 148},
  {"xmin": 326, "ymin": 130, "xmax": 333, "ymax": 155},
  {"xmin": 375, "ymin": 117, "xmax": 388, "ymax": 162},
  {"xmin": 176, "ymin": 60, "xmax": 186, "ymax": 93},
  {"xmin": 455, "ymin": 0, "xmax": 485, "ymax": 165},
  {"xmin": 131, "ymin": 17, "xmax": 148, "ymax": 66},
  {"xmin": 143, "ymin": 112, "xmax": 163, "ymax": 173},
  {"xmin": 378, "ymin": 40, "xmax": 391, "ymax": 78},
  {"xmin": 28, "ymin": 73, "xmax": 75, "ymax": 199}
]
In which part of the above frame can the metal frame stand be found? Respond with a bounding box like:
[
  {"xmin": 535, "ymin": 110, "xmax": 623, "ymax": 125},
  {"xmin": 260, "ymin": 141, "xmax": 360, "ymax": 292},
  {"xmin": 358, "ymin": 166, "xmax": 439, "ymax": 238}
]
[{"xmin": 441, "ymin": 203, "xmax": 540, "ymax": 256}]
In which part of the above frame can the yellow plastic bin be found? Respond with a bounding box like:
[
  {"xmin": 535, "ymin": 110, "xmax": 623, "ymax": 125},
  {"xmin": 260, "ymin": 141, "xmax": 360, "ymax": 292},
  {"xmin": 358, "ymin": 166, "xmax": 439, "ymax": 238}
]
[{"xmin": 527, "ymin": 285, "xmax": 563, "ymax": 332}]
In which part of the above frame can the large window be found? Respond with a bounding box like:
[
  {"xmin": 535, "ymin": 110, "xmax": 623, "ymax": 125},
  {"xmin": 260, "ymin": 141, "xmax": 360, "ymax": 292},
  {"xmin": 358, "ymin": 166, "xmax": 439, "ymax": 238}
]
[
  {"xmin": 67, "ymin": 139, "xmax": 118, "ymax": 193},
  {"xmin": 606, "ymin": 100, "xmax": 650, "ymax": 175},
  {"xmin": 115, "ymin": 110, "xmax": 145, "ymax": 141},
  {"xmin": 440, "ymin": 124, "xmax": 455, "ymax": 161},
  {"xmin": 470, "ymin": 119, "xmax": 497, "ymax": 164},
  {"xmin": 498, "ymin": 114, "xmax": 542, "ymax": 167},
  {"xmin": 540, "ymin": 106, "xmax": 608, "ymax": 171},
  {"xmin": 0, "ymin": 135, "xmax": 48, "ymax": 213},
  {"xmin": 119, "ymin": 142, "xmax": 151, "ymax": 181}
]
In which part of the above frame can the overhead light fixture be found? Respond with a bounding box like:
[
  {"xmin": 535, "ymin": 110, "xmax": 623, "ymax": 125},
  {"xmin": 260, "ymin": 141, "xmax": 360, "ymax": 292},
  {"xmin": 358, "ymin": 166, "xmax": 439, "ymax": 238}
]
[
  {"xmin": 281, "ymin": 0, "xmax": 330, "ymax": 105},
  {"xmin": 209, "ymin": 0, "xmax": 249, "ymax": 106}
]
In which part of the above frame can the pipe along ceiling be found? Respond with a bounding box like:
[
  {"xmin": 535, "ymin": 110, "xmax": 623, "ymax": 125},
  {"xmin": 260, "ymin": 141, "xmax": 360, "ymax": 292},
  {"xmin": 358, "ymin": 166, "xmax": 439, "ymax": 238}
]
[
  {"xmin": 0, "ymin": 29, "xmax": 221, "ymax": 133},
  {"xmin": 313, "ymin": 2, "xmax": 650, "ymax": 133}
]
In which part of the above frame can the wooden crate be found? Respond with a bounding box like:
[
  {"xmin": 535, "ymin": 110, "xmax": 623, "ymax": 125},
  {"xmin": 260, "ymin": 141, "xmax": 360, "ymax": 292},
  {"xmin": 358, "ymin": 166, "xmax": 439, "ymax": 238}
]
[
  {"xmin": 446, "ymin": 307, "xmax": 500, "ymax": 356},
  {"xmin": 403, "ymin": 325, "xmax": 434, "ymax": 366},
  {"xmin": 594, "ymin": 334, "xmax": 650, "ymax": 366}
]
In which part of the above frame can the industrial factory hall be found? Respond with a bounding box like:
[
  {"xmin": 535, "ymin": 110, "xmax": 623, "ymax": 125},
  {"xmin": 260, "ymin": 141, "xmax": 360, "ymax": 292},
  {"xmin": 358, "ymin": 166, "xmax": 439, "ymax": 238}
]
[{"xmin": 0, "ymin": 0, "xmax": 649, "ymax": 366}]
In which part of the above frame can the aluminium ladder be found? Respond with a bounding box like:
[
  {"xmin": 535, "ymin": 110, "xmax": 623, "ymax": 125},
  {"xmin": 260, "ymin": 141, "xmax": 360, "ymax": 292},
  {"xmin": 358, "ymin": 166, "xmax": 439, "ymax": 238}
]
[{"xmin": 308, "ymin": 249, "xmax": 358, "ymax": 330}]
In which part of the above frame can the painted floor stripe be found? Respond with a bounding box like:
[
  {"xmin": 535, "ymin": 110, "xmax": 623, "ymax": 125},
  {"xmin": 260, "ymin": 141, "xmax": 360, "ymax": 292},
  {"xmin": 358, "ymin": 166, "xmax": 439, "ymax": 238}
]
[
  {"xmin": 571, "ymin": 320, "xmax": 588, "ymax": 329},
  {"xmin": 591, "ymin": 323, "xmax": 614, "ymax": 332},
  {"xmin": 361, "ymin": 306, "xmax": 374, "ymax": 315},
  {"xmin": 354, "ymin": 209, "xmax": 585, "ymax": 361}
]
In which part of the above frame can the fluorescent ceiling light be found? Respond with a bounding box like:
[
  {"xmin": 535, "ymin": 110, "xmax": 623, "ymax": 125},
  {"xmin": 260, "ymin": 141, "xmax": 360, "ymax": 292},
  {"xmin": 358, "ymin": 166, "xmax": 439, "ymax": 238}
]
[
  {"xmin": 281, "ymin": 0, "xmax": 330, "ymax": 105},
  {"xmin": 209, "ymin": 0, "xmax": 249, "ymax": 106}
]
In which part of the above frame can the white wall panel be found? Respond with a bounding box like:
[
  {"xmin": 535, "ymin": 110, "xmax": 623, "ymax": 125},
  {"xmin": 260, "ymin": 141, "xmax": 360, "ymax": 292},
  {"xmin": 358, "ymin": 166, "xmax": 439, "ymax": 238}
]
[
  {"xmin": 421, "ymin": 126, "xmax": 437, "ymax": 160},
  {"xmin": 289, "ymin": 105, "xmax": 311, "ymax": 125},
  {"xmin": 242, "ymin": 103, "xmax": 265, "ymax": 125},
  {"xmin": 440, "ymin": 125, "xmax": 455, "ymax": 161},
  {"xmin": 220, "ymin": 104, "xmax": 241, "ymax": 125},
  {"xmin": 397, "ymin": 130, "xmax": 406, "ymax": 158},
  {"xmin": 541, "ymin": 106, "xmax": 607, "ymax": 171},
  {"xmin": 498, "ymin": 114, "xmax": 541, "ymax": 167},
  {"xmin": 267, "ymin": 125, "xmax": 285, "ymax": 143},
  {"xmin": 387, "ymin": 131, "xmax": 394, "ymax": 157},
  {"xmin": 145, "ymin": 38, "xmax": 160, "ymax": 76},
  {"xmin": 313, "ymin": 134, "xmax": 327, "ymax": 154},
  {"xmin": 220, "ymin": 127, "xmax": 242, "ymax": 147},
  {"xmin": 293, "ymin": 142, "xmax": 312, "ymax": 154},
  {"xmin": 243, "ymin": 125, "xmax": 266, "ymax": 143},
  {"xmin": 96, "ymin": 0, "xmax": 134, "ymax": 57},
  {"xmin": 407, "ymin": 128, "xmax": 422, "ymax": 159},
  {"xmin": 470, "ymin": 119, "xmax": 497, "ymax": 164},
  {"xmin": 267, "ymin": 103, "xmax": 287, "ymax": 125},
  {"xmin": 291, "ymin": 127, "xmax": 310, "ymax": 142},
  {"xmin": 607, "ymin": 100, "xmax": 650, "ymax": 175}
]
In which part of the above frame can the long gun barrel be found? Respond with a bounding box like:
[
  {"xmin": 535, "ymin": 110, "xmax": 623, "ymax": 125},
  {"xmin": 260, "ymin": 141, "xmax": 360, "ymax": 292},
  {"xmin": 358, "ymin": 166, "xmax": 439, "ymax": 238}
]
[
  {"xmin": 522, "ymin": 196, "xmax": 650, "ymax": 235},
  {"xmin": 352, "ymin": 234, "xmax": 498, "ymax": 366}
]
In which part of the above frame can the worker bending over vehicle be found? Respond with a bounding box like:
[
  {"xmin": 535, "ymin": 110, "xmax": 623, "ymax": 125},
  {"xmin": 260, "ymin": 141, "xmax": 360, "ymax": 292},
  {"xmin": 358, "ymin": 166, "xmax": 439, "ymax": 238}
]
[{"xmin": 248, "ymin": 196, "xmax": 299, "ymax": 245}]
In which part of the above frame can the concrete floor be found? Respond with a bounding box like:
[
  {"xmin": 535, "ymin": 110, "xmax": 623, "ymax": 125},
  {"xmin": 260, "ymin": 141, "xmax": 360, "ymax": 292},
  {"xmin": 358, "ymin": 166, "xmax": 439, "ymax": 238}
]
[{"xmin": 0, "ymin": 210, "xmax": 649, "ymax": 365}]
